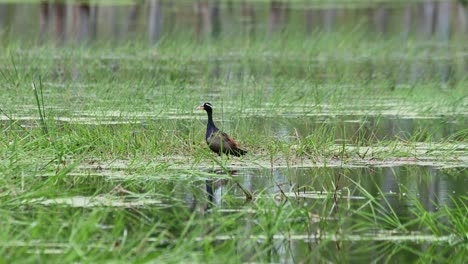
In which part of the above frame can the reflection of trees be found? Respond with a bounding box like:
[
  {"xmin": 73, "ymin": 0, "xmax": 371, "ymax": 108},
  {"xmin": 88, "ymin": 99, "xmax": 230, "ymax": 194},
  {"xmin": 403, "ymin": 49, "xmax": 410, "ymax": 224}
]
[
  {"xmin": 2, "ymin": 1, "xmax": 466, "ymax": 46},
  {"xmin": 75, "ymin": 3, "xmax": 91, "ymax": 42},
  {"xmin": 148, "ymin": 0, "xmax": 162, "ymax": 44},
  {"xmin": 0, "ymin": 4, "xmax": 12, "ymax": 30},
  {"xmin": 373, "ymin": 6, "xmax": 389, "ymax": 35},
  {"xmin": 37, "ymin": 1, "xmax": 95, "ymax": 44},
  {"xmin": 418, "ymin": 2, "xmax": 436, "ymax": 37},
  {"xmin": 322, "ymin": 8, "xmax": 337, "ymax": 33},
  {"xmin": 436, "ymin": 1, "xmax": 452, "ymax": 41},
  {"xmin": 379, "ymin": 167, "xmax": 453, "ymax": 214},
  {"xmin": 241, "ymin": 2, "xmax": 256, "ymax": 38},
  {"xmin": 459, "ymin": 1, "xmax": 468, "ymax": 34},
  {"xmin": 125, "ymin": 3, "xmax": 141, "ymax": 38},
  {"xmin": 39, "ymin": 2, "xmax": 50, "ymax": 42},
  {"xmin": 269, "ymin": 1, "xmax": 283, "ymax": 34},
  {"xmin": 304, "ymin": 7, "xmax": 317, "ymax": 35},
  {"xmin": 381, "ymin": 167, "xmax": 403, "ymax": 215},
  {"xmin": 39, "ymin": 2, "xmax": 66, "ymax": 43}
]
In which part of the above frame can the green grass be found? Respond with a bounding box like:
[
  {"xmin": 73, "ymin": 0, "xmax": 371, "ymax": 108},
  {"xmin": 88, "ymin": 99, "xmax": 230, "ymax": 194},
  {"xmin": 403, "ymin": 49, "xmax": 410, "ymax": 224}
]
[{"xmin": 0, "ymin": 23, "xmax": 467, "ymax": 263}]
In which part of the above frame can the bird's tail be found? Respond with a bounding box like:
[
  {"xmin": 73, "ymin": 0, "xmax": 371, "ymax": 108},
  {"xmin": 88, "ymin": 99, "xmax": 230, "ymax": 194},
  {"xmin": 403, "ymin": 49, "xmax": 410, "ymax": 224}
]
[{"xmin": 232, "ymin": 148, "xmax": 247, "ymax": 157}]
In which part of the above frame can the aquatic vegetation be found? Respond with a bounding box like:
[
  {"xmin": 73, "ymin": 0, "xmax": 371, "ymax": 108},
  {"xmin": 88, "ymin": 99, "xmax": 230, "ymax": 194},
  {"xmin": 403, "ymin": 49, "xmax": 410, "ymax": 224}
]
[{"xmin": 0, "ymin": 1, "xmax": 467, "ymax": 263}]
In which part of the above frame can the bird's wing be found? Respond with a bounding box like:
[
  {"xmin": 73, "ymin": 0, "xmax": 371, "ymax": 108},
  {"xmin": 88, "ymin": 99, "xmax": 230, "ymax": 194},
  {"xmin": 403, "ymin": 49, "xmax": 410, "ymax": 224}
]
[{"xmin": 221, "ymin": 132, "xmax": 239, "ymax": 148}]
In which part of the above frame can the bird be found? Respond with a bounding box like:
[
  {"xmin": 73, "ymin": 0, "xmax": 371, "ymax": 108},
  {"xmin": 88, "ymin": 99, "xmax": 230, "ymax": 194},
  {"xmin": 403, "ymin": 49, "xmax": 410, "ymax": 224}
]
[{"xmin": 199, "ymin": 102, "xmax": 247, "ymax": 157}]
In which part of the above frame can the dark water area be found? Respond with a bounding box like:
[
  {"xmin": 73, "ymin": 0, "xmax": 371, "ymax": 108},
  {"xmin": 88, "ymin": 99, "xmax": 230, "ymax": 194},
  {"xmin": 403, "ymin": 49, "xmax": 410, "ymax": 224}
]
[
  {"xmin": 244, "ymin": 115, "xmax": 466, "ymax": 142},
  {"xmin": 3, "ymin": 114, "xmax": 465, "ymax": 143},
  {"xmin": 187, "ymin": 166, "xmax": 467, "ymax": 212},
  {"xmin": 168, "ymin": 165, "xmax": 467, "ymax": 262}
]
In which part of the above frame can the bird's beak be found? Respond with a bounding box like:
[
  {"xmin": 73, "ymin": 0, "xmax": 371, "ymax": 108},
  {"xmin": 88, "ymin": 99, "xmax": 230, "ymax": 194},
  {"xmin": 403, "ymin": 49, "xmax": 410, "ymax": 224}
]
[{"xmin": 198, "ymin": 105, "xmax": 204, "ymax": 110}]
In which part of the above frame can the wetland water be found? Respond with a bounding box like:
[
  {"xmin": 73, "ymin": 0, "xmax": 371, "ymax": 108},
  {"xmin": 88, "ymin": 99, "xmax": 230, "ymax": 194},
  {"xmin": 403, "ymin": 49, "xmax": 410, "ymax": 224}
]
[
  {"xmin": 1, "ymin": 105, "xmax": 467, "ymax": 262},
  {"xmin": 35, "ymin": 164, "xmax": 465, "ymax": 262},
  {"xmin": 1, "ymin": 0, "xmax": 467, "ymax": 263}
]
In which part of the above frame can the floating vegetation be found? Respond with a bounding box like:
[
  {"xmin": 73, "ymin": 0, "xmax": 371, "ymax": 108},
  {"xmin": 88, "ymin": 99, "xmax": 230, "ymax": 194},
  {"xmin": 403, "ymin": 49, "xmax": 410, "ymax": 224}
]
[{"xmin": 26, "ymin": 195, "xmax": 165, "ymax": 208}]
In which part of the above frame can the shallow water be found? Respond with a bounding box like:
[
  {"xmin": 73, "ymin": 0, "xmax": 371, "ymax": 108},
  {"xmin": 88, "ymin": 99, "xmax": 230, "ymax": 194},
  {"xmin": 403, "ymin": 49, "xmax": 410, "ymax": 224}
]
[
  {"xmin": 2, "ymin": 112, "xmax": 466, "ymax": 142},
  {"xmin": 33, "ymin": 162, "xmax": 465, "ymax": 215},
  {"xmin": 186, "ymin": 166, "xmax": 467, "ymax": 211},
  {"xmin": 180, "ymin": 165, "xmax": 466, "ymax": 262},
  {"xmin": 2, "ymin": 99, "xmax": 466, "ymax": 262},
  {"xmin": 19, "ymin": 164, "xmax": 465, "ymax": 262},
  {"xmin": 1, "ymin": 1, "xmax": 467, "ymax": 262}
]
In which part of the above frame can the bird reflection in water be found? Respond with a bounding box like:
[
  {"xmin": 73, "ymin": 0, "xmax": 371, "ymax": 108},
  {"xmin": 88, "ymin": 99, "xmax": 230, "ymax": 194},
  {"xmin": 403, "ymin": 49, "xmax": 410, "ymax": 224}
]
[{"xmin": 204, "ymin": 169, "xmax": 252, "ymax": 210}]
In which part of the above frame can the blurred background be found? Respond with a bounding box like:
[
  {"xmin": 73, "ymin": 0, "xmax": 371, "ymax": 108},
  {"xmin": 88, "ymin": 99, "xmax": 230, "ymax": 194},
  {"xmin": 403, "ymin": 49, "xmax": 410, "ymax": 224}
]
[{"xmin": 0, "ymin": 0, "xmax": 466, "ymax": 44}]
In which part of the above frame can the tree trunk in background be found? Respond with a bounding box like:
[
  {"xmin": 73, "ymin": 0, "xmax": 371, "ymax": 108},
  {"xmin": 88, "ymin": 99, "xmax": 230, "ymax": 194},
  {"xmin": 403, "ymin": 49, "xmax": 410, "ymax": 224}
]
[
  {"xmin": 39, "ymin": 2, "xmax": 50, "ymax": 43},
  {"xmin": 374, "ymin": 6, "xmax": 389, "ymax": 35},
  {"xmin": 0, "ymin": 4, "xmax": 8, "ymax": 28},
  {"xmin": 419, "ymin": 1, "xmax": 435, "ymax": 38},
  {"xmin": 323, "ymin": 8, "xmax": 337, "ymax": 33},
  {"xmin": 2, "ymin": 0, "xmax": 466, "ymax": 44},
  {"xmin": 211, "ymin": 1, "xmax": 221, "ymax": 38},
  {"xmin": 401, "ymin": 5, "xmax": 412, "ymax": 38},
  {"xmin": 148, "ymin": 0, "xmax": 163, "ymax": 44},
  {"xmin": 90, "ymin": 5, "xmax": 97, "ymax": 41},
  {"xmin": 195, "ymin": 0, "xmax": 211, "ymax": 39},
  {"xmin": 435, "ymin": 1, "xmax": 452, "ymax": 85},
  {"xmin": 241, "ymin": 2, "xmax": 256, "ymax": 38},
  {"xmin": 76, "ymin": 4, "xmax": 90, "ymax": 42},
  {"xmin": 12, "ymin": 4, "xmax": 25, "ymax": 32},
  {"xmin": 201, "ymin": 1, "xmax": 211, "ymax": 37},
  {"xmin": 283, "ymin": 2, "xmax": 290, "ymax": 29},
  {"xmin": 166, "ymin": 1, "xmax": 175, "ymax": 33},
  {"xmin": 304, "ymin": 8, "xmax": 318, "ymax": 35},
  {"xmin": 269, "ymin": 1, "xmax": 282, "ymax": 34},
  {"xmin": 108, "ymin": 6, "xmax": 119, "ymax": 41},
  {"xmin": 126, "ymin": 3, "xmax": 140, "ymax": 36},
  {"xmin": 458, "ymin": 2, "xmax": 468, "ymax": 34},
  {"xmin": 54, "ymin": 2, "xmax": 66, "ymax": 43},
  {"xmin": 435, "ymin": 1, "xmax": 452, "ymax": 41},
  {"xmin": 0, "ymin": 4, "xmax": 16, "ymax": 42}
]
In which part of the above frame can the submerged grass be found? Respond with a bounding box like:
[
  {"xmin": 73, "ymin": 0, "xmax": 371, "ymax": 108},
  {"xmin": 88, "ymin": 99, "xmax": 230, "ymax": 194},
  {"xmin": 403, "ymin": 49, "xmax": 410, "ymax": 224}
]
[{"xmin": 0, "ymin": 27, "xmax": 467, "ymax": 262}]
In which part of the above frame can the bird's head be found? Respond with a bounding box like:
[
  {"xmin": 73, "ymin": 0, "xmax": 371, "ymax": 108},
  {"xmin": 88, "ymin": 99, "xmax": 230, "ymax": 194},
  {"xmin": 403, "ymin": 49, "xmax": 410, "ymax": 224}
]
[{"xmin": 199, "ymin": 102, "xmax": 213, "ymax": 112}]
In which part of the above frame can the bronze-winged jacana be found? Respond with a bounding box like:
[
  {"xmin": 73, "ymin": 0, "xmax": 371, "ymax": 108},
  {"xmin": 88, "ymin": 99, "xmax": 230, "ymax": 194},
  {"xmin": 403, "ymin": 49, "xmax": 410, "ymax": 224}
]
[{"xmin": 199, "ymin": 102, "xmax": 247, "ymax": 157}]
